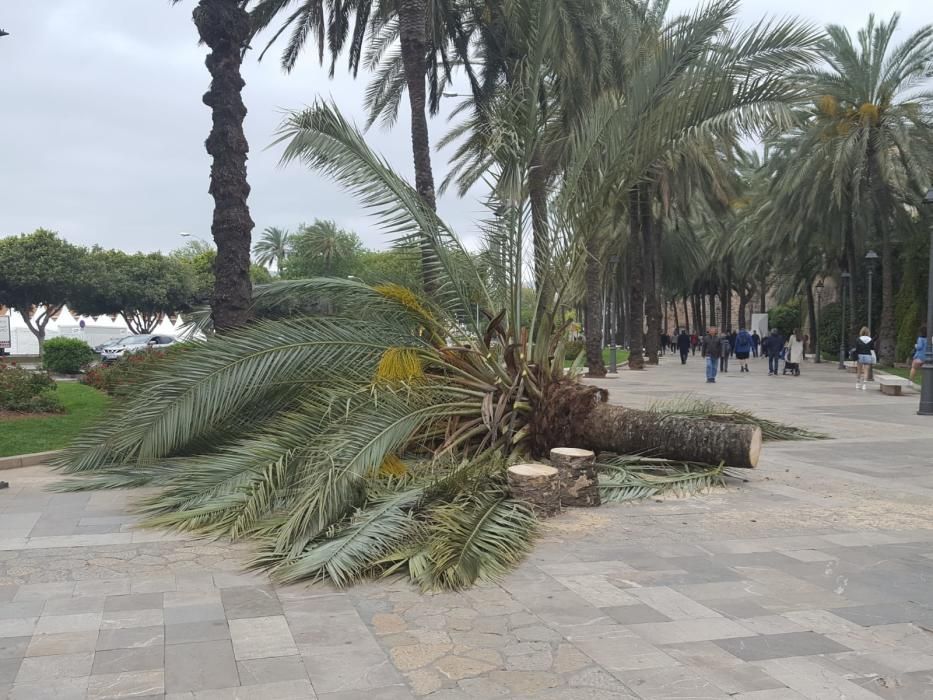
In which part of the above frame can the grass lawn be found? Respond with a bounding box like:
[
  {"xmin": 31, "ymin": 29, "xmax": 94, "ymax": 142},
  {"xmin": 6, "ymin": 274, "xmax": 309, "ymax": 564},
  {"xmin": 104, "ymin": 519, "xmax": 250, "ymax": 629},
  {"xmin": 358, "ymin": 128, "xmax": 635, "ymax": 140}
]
[
  {"xmin": 566, "ymin": 348, "xmax": 630, "ymax": 368},
  {"xmin": 0, "ymin": 383, "xmax": 110, "ymax": 458}
]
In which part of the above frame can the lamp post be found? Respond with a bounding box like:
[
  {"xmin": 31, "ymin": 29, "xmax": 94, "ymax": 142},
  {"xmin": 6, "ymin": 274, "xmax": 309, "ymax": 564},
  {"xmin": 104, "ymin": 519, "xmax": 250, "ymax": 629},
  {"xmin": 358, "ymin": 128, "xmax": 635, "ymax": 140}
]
[
  {"xmin": 815, "ymin": 279, "xmax": 824, "ymax": 364},
  {"xmin": 838, "ymin": 271, "xmax": 851, "ymax": 369},
  {"xmin": 919, "ymin": 189, "xmax": 933, "ymax": 415},
  {"xmin": 608, "ymin": 255, "xmax": 620, "ymax": 373},
  {"xmin": 864, "ymin": 250, "xmax": 878, "ymax": 381}
]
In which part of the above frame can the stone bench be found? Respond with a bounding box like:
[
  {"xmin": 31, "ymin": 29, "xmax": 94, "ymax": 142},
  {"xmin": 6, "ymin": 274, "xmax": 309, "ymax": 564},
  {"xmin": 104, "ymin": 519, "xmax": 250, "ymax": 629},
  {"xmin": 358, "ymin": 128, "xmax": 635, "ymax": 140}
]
[{"xmin": 878, "ymin": 375, "xmax": 910, "ymax": 396}]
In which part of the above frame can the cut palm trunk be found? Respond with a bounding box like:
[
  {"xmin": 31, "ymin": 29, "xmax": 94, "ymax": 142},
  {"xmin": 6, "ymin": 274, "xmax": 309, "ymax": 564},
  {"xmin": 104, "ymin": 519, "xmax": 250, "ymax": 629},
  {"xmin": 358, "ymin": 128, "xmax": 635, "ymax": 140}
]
[
  {"xmin": 550, "ymin": 448, "xmax": 600, "ymax": 507},
  {"xmin": 578, "ymin": 403, "xmax": 762, "ymax": 468},
  {"xmin": 507, "ymin": 464, "xmax": 561, "ymax": 517}
]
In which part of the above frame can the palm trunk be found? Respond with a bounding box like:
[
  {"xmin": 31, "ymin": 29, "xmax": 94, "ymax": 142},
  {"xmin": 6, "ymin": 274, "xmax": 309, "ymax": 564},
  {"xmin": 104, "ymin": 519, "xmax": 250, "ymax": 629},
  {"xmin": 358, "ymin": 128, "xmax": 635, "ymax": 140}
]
[
  {"xmin": 584, "ymin": 239, "xmax": 606, "ymax": 377},
  {"xmin": 529, "ymin": 154, "xmax": 551, "ymax": 325},
  {"xmin": 627, "ymin": 189, "xmax": 645, "ymax": 370},
  {"xmin": 398, "ymin": 0, "xmax": 437, "ymax": 294},
  {"xmin": 805, "ymin": 279, "xmax": 817, "ymax": 355},
  {"xmin": 641, "ymin": 189, "xmax": 660, "ymax": 365},
  {"xmin": 738, "ymin": 291, "xmax": 749, "ymax": 330},
  {"xmin": 194, "ymin": 0, "xmax": 254, "ymax": 331},
  {"xmin": 878, "ymin": 215, "xmax": 896, "ymax": 363},
  {"xmin": 708, "ymin": 294, "xmax": 717, "ymax": 328},
  {"xmin": 672, "ymin": 300, "xmax": 680, "ymax": 333}
]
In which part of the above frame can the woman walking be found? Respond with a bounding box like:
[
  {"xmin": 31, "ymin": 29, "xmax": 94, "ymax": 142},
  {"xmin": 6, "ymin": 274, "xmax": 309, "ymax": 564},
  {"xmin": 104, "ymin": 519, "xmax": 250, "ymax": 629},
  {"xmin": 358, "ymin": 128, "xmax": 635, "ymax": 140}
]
[
  {"xmin": 855, "ymin": 326, "xmax": 876, "ymax": 390},
  {"xmin": 909, "ymin": 325, "xmax": 928, "ymax": 385}
]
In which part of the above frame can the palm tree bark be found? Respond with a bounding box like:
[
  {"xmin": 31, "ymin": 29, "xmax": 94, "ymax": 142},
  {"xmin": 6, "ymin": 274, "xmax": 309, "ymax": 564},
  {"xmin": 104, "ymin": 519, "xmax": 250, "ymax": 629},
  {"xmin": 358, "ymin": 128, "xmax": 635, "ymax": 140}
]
[
  {"xmin": 584, "ymin": 239, "xmax": 606, "ymax": 377},
  {"xmin": 194, "ymin": 0, "xmax": 254, "ymax": 331},
  {"xmin": 640, "ymin": 188, "xmax": 660, "ymax": 365},
  {"xmin": 398, "ymin": 0, "xmax": 438, "ymax": 295},
  {"xmin": 804, "ymin": 278, "xmax": 817, "ymax": 354},
  {"xmin": 878, "ymin": 213, "xmax": 896, "ymax": 363},
  {"xmin": 627, "ymin": 189, "xmax": 645, "ymax": 370}
]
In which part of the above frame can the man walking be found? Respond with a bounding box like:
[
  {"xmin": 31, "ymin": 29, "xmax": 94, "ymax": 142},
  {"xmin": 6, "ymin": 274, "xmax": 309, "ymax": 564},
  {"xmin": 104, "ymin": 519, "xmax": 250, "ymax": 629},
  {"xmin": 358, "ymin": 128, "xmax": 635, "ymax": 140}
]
[
  {"xmin": 719, "ymin": 330, "xmax": 732, "ymax": 373},
  {"xmin": 677, "ymin": 329, "xmax": 691, "ymax": 364},
  {"xmin": 766, "ymin": 328, "xmax": 785, "ymax": 376},
  {"xmin": 701, "ymin": 327, "xmax": 721, "ymax": 383},
  {"xmin": 751, "ymin": 330, "xmax": 760, "ymax": 358},
  {"xmin": 734, "ymin": 326, "xmax": 752, "ymax": 372}
]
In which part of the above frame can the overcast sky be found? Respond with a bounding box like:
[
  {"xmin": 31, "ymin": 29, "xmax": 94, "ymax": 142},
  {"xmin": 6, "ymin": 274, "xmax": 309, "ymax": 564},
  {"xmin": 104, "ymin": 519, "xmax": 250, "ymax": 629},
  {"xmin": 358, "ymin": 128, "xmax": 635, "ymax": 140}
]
[{"xmin": 1, "ymin": 1, "xmax": 927, "ymax": 254}]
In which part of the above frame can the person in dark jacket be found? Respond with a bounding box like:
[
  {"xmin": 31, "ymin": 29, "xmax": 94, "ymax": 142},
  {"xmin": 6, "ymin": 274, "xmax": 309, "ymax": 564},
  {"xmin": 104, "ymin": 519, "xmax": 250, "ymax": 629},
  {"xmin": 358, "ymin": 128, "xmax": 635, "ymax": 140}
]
[
  {"xmin": 751, "ymin": 330, "xmax": 761, "ymax": 357},
  {"xmin": 677, "ymin": 329, "xmax": 691, "ymax": 364},
  {"xmin": 701, "ymin": 327, "xmax": 721, "ymax": 383},
  {"xmin": 766, "ymin": 328, "xmax": 785, "ymax": 376},
  {"xmin": 733, "ymin": 327, "xmax": 752, "ymax": 372},
  {"xmin": 719, "ymin": 331, "xmax": 732, "ymax": 372},
  {"xmin": 690, "ymin": 333, "xmax": 699, "ymax": 355}
]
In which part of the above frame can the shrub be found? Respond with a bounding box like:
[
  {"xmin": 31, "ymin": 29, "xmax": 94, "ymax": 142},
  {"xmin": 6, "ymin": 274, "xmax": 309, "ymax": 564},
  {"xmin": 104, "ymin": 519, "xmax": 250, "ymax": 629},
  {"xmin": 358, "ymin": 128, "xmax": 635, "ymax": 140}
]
[
  {"xmin": 768, "ymin": 300, "xmax": 801, "ymax": 339},
  {"xmin": 564, "ymin": 339, "xmax": 585, "ymax": 360},
  {"xmin": 43, "ymin": 337, "xmax": 98, "ymax": 374},
  {"xmin": 818, "ymin": 301, "xmax": 842, "ymax": 358},
  {"xmin": 0, "ymin": 365, "xmax": 64, "ymax": 413},
  {"xmin": 82, "ymin": 346, "xmax": 177, "ymax": 398}
]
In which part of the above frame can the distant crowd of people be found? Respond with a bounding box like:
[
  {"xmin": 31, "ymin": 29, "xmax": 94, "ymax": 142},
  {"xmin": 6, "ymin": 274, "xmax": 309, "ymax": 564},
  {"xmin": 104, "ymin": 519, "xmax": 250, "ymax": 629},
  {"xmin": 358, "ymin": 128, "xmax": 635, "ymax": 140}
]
[{"xmin": 660, "ymin": 326, "xmax": 808, "ymax": 383}]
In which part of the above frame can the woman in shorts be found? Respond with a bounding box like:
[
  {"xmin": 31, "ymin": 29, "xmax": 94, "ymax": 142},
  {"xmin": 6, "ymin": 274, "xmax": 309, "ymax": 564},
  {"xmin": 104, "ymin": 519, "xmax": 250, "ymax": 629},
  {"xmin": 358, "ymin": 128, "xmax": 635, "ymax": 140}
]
[
  {"xmin": 854, "ymin": 326, "xmax": 875, "ymax": 390},
  {"xmin": 910, "ymin": 325, "xmax": 928, "ymax": 385}
]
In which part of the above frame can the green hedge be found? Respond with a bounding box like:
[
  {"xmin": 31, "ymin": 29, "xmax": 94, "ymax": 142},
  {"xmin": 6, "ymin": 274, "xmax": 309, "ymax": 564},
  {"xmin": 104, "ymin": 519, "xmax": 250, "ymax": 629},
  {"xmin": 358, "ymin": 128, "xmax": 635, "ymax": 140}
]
[
  {"xmin": 769, "ymin": 300, "xmax": 801, "ymax": 338},
  {"xmin": 42, "ymin": 337, "xmax": 98, "ymax": 374}
]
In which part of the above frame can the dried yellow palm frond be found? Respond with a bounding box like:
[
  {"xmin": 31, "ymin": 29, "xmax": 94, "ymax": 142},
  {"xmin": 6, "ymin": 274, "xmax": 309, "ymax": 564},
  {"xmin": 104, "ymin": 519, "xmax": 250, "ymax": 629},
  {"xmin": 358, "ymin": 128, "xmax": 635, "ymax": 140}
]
[
  {"xmin": 379, "ymin": 455, "xmax": 408, "ymax": 476},
  {"xmin": 817, "ymin": 94, "xmax": 838, "ymax": 117},
  {"xmin": 858, "ymin": 103, "xmax": 880, "ymax": 126},
  {"xmin": 374, "ymin": 284, "xmax": 435, "ymax": 324},
  {"xmin": 376, "ymin": 347, "xmax": 425, "ymax": 384}
]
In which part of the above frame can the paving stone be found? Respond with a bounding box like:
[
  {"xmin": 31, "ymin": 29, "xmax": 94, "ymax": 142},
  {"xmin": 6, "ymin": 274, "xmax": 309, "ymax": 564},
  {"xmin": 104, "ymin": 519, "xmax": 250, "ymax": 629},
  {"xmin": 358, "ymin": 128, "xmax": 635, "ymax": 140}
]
[
  {"xmin": 0, "ymin": 601, "xmax": 44, "ymax": 620},
  {"xmin": 16, "ymin": 651, "xmax": 95, "ymax": 682},
  {"xmin": 164, "ymin": 639, "xmax": 239, "ymax": 693},
  {"xmin": 163, "ymin": 602, "xmax": 227, "ymax": 625},
  {"xmin": 572, "ymin": 631, "xmax": 679, "ymax": 671},
  {"xmin": 229, "ymin": 615, "xmax": 297, "ymax": 660},
  {"xmin": 663, "ymin": 641, "xmax": 786, "ymax": 695},
  {"xmin": 26, "ymin": 630, "xmax": 98, "ymax": 656},
  {"xmin": 102, "ymin": 608, "xmax": 164, "ymax": 629},
  {"xmin": 613, "ymin": 665, "xmax": 731, "ymax": 698},
  {"xmin": 103, "ymin": 593, "xmax": 164, "ymax": 613},
  {"xmin": 0, "ymin": 657, "xmax": 23, "ymax": 684},
  {"xmin": 753, "ymin": 656, "xmax": 885, "ymax": 699},
  {"xmin": 219, "ymin": 586, "xmax": 282, "ymax": 620},
  {"xmin": 703, "ymin": 599, "xmax": 774, "ymax": 619},
  {"xmin": 97, "ymin": 625, "xmax": 164, "ymax": 651},
  {"xmin": 236, "ymin": 654, "xmax": 308, "ymax": 685},
  {"xmin": 165, "ymin": 620, "xmax": 230, "ymax": 645},
  {"xmin": 7, "ymin": 677, "xmax": 90, "ymax": 700},
  {"xmin": 301, "ymin": 646, "xmax": 402, "ymax": 693},
  {"xmin": 92, "ymin": 645, "xmax": 164, "ymax": 674},
  {"xmin": 0, "ymin": 618, "xmax": 37, "ymax": 638},
  {"xmin": 714, "ymin": 631, "xmax": 852, "ymax": 661},
  {"xmin": 0, "ymin": 636, "xmax": 30, "ymax": 659},
  {"xmin": 628, "ymin": 587, "xmax": 722, "ymax": 620},
  {"xmin": 831, "ymin": 602, "xmax": 933, "ymax": 627},
  {"xmin": 35, "ymin": 612, "xmax": 102, "ymax": 634},
  {"xmin": 43, "ymin": 595, "xmax": 107, "ymax": 615},
  {"xmin": 317, "ymin": 684, "xmax": 413, "ymax": 700},
  {"xmin": 87, "ymin": 669, "xmax": 164, "ymax": 699},
  {"xmin": 628, "ymin": 617, "xmax": 752, "ymax": 644}
]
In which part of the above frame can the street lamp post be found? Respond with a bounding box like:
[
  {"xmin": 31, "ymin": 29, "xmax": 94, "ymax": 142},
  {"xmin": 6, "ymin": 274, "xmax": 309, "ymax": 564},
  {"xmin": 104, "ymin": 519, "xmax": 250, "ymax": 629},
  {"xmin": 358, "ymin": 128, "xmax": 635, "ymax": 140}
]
[
  {"xmin": 608, "ymin": 255, "xmax": 620, "ymax": 373},
  {"xmin": 838, "ymin": 271, "xmax": 851, "ymax": 369},
  {"xmin": 815, "ymin": 279, "xmax": 824, "ymax": 364},
  {"xmin": 864, "ymin": 250, "xmax": 879, "ymax": 382},
  {"xmin": 919, "ymin": 189, "xmax": 933, "ymax": 415}
]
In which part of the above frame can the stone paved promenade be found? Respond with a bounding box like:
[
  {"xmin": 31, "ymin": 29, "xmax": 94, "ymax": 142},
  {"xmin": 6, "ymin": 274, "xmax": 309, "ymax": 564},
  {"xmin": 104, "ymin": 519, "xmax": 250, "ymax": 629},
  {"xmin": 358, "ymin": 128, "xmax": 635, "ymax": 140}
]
[{"xmin": 0, "ymin": 355, "xmax": 932, "ymax": 699}]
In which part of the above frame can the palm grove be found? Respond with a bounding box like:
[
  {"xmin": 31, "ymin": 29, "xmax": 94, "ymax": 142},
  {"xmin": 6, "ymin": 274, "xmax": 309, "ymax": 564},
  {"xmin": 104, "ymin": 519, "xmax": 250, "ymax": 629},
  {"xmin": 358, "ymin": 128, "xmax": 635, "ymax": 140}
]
[{"xmin": 52, "ymin": 0, "xmax": 931, "ymax": 589}]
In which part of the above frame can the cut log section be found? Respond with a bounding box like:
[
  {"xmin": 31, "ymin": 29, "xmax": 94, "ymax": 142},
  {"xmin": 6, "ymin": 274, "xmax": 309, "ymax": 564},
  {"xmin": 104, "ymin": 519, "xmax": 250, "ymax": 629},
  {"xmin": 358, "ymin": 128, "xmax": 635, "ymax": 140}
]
[
  {"xmin": 507, "ymin": 464, "xmax": 561, "ymax": 517},
  {"xmin": 579, "ymin": 404, "xmax": 762, "ymax": 468},
  {"xmin": 550, "ymin": 447, "xmax": 600, "ymax": 507}
]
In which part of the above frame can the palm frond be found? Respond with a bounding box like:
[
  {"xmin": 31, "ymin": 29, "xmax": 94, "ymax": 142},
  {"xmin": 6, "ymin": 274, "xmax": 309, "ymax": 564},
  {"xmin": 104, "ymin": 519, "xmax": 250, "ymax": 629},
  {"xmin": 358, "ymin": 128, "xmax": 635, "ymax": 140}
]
[{"xmin": 646, "ymin": 396, "xmax": 828, "ymax": 440}]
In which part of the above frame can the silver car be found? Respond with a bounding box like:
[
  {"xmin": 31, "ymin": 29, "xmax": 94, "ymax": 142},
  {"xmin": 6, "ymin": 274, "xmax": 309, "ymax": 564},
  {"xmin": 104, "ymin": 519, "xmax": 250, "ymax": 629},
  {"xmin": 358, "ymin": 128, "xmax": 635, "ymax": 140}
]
[{"xmin": 99, "ymin": 334, "xmax": 175, "ymax": 363}]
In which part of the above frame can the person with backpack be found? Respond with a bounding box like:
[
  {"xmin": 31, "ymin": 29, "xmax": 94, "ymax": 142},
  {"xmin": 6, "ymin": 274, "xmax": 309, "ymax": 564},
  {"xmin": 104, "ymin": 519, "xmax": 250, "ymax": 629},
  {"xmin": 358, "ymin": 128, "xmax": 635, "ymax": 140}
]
[{"xmin": 733, "ymin": 326, "xmax": 752, "ymax": 372}]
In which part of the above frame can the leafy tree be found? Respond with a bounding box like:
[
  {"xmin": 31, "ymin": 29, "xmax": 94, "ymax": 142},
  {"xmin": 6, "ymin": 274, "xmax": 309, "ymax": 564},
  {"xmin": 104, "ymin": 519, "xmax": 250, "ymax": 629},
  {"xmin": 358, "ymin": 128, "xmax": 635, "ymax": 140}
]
[
  {"xmin": 173, "ymin": 0, "xmax": 255, "ymax": 330},
  {"xmin": 173, "ymin": 244, "xmax": 275, "ymax": 302},
  {"xmin": 73, "ymin": 250, "xmax": 197, "ymax": 333},
  {"xmin": 285, "ymin": 220, "xmax": 362, "ymax": 278},
  {"xmin": 351, "ymin": 248, "xmax": 422, "ymax": 290},
  {"xmin": 253, "ymin": 226, "xmax": 290, "ymax": 271},
  {"xmin": 0, "ymin": 229, "xmax": 85, "ymax": 349}
]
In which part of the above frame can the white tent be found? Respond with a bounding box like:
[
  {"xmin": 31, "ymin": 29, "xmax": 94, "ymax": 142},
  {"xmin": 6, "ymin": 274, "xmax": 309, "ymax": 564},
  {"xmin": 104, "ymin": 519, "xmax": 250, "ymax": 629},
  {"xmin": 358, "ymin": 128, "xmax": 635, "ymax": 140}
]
[{"xmin": 153, "ymin": 314, "xmax": 176, "ymax": 336}]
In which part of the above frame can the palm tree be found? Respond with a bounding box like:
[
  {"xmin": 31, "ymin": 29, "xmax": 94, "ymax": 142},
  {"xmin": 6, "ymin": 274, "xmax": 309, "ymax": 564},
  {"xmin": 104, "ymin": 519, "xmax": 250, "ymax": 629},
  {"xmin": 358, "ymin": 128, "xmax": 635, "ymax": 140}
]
[
  {"xmin": 174, "ymin": 0, "xmax": 254, "ymax": 330},
  {"xmin": 290, "ymin": 220, "xmax": 361, "ymax": 276},
  {"xmin": 253, "ymin": 226, "xmax": 290, "ymax": 271},
  {"xmin": 792, "ymin": 14, "xmax": 933, "ymax": 363}
]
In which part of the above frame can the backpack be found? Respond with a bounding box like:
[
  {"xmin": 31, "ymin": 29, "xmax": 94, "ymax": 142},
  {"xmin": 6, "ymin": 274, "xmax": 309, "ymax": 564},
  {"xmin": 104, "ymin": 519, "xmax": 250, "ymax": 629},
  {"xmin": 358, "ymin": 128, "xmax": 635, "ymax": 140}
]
[{"xmin": 734, "ymin": 331, "xmax": 751, "ymax": 353}]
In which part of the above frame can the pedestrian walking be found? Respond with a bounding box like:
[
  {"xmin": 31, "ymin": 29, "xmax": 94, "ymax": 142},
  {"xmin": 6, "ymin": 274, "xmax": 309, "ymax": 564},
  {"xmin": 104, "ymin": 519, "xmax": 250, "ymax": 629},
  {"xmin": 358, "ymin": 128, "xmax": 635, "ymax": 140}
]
[
  {"xmin": 751, "ymin": 330, "xmax": 760, "ymax": 358},
  {"xmin": 855, "ymin": 327, "xmax": 876, "ymax": 390},
  {"xmin": 729, "ymin": 329, "xmax": 738, "ymax": 357},
  {"xmin": 677, "ymin": 329, "xmax": 691, "ymax": 364},
  {"xmin": 719, "ymin": 332, "xmax": 732, "ymax": 372},
  {"xmin": 734, "ymin": 326, "xmax": 752, "ymax": 372},
  {"xmin": 691, "ymin": 332, "xmax": 699, "ymax": 356},
  {"xmin": 785, "ymin": 329, "xmax": 805, "ymax": 376},
  {"xmin": 701, "ymin": 327, "xmax": 721, "ymax": 383},
  {"xmin": 765, "ymin": 328, "xmax": 785, "ymax": 376},
  {"xmin": 909, "ymin": 325, "xmax": 928, "ymax": 385}
]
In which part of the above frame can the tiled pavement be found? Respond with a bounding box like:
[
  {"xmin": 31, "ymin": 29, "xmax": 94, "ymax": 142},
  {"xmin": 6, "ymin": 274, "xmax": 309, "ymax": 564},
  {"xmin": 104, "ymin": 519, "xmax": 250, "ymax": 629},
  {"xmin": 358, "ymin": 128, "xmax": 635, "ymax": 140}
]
[{"xmin": 0, "ymin": 356, "xmax": 932, "ymax": 698}]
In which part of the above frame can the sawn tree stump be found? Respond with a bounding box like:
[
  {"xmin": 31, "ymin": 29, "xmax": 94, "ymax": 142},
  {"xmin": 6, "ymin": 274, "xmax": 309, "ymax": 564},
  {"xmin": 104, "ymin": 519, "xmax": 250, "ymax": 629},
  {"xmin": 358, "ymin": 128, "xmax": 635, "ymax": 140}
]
[
  {"xmin": 507, "ymin": 464, "xmax": 560, "ymax": 517},
  {"xmin": 550, "ymin": 447, "xmax": 600, "ymax": 507},
  {"xmin": 579, "ymin": 404, "xmax": 762, "ymax": 468}
]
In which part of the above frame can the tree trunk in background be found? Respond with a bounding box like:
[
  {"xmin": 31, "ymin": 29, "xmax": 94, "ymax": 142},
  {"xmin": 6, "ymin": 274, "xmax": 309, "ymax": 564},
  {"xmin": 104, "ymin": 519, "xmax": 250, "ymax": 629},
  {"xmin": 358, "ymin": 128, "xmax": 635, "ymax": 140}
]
[
  {"xmin": 672, "ymin": 301, "xmax": 680, "ymax": 333},
  {"xmin": 844, "ymin": 221, "xmax": 858, "ymax": 342},
  {"xmin": 641, "ymin": 189, "xmax": 661, "ymax": 365},
  {"xmin": 878, "ymin": 215, "xmax": 896, "ymax": 363},
  {"xmin": 398, "ymin": 0, "xmax": 437, "ymax": 295},
  {"xmin": 805, "ymin": 280, "xmax": 817, "ymax": 354},
  {"xmin": 627, "ymin": 189, "xmax": 645, "ymax": 370},
  {"xmin": 615, "ymin": 266, "xmax": 625, "ymax": 346},
  {"xmin": 194, "ymin": 0, "xmax": 254, "ymax": 331},
  {"xmin": 584, "ymin": 240, "xmax": 606, "ymax": 377},
  {"xmin": 759, "ymin": 285, "xmax": 766, "ymax": 313},
  {"xmin": 708, "ymin": 294, "xmax": 717, "ymax": 328},
  {"xmin": 738, "ymin": 291, "xmax": 749, "ymax": 330},
  {"xmin": 529, "ymin": 155, "xmax": 551, "ymax": 325}
]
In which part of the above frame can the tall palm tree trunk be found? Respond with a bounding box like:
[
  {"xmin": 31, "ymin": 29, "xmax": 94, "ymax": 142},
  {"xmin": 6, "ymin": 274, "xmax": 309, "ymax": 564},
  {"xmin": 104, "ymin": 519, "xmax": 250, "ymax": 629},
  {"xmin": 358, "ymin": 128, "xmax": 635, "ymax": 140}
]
[
  {"xmin": 584, "ymin": 238, "xmax": 606, "ymax": 377},
  {"xmin": 641, "ymin": 189, "xmax": 660, "ymax": 365},
  {"xmin": 805, "ymin": 278, "xmax": 817, "ymax": 354},
  {"xmin": 398, "ymin": 0, "xmax": 437, "ymax": 294},
  {"xmin": 878, "ymin": 215, "xmax": 896, "ymax": 363},
  {"xmin": 529, "ymin": 155, "xmax": 552, "ymax": 324},
  {"xmin": 627, "ymin": 189, "xmax": 645, "ymax": 370},
  {"xmin": 193, "ymin": 0, "xmax": 254, "ymax": 330}
]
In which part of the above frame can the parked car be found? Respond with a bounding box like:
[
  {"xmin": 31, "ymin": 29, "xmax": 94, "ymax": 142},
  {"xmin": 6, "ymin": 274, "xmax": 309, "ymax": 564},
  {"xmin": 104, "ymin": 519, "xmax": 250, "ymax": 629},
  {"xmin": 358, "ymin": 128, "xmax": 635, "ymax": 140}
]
[{"xmin": 99, "ymin": 334, "xmax": 175, "ymax": 363}]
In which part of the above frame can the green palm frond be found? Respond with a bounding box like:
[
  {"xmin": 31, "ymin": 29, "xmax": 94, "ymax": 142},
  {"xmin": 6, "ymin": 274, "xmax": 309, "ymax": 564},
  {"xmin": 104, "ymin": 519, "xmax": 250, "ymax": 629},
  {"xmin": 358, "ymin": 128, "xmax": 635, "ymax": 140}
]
[
  {"xmin": 597, "ymin": 455, "xmax": 726, "ymax": 502},
  {"xmin": 646, "ymin": 396, "xmax": 828, "ymax": 440}
]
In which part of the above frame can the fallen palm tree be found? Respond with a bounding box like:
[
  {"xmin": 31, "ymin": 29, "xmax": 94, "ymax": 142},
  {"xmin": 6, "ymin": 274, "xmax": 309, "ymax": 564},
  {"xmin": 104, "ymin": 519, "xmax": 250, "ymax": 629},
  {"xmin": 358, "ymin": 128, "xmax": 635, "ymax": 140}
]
[{"xmin": 53, "ymin": 92, "xmax": 819, "ymax": 590}]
